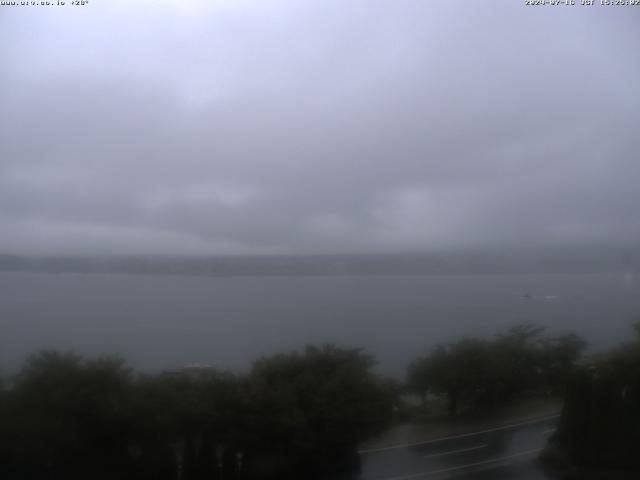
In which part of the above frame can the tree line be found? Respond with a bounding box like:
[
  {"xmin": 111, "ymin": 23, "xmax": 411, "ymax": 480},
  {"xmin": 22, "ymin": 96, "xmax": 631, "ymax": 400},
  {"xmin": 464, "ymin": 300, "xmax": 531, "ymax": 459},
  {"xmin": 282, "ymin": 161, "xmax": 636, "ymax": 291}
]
[
  {"xmin": 0, "ymin": 324, "xmax": 587, "ymax": 479},
  {"xmin": 407, "ymin": 324, "xmax": 586, "ymax": 417},
  {"xmin": 0, "ymin": 346, "xmax": 395, "ymax": 480}
]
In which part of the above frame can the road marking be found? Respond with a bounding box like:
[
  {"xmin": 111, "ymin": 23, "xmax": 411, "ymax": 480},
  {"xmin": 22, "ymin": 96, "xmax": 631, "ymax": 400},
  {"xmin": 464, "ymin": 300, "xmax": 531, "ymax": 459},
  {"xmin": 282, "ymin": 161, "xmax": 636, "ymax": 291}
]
[
  {"xmin": 358, "ymin": 413, "xmax": 560, "ymax": 454},
  {"xmin": 381, "ymin": 448, "xmax": 543, "ymax": 480},
  {"xmin": 542, "ymin": 428, "xmax": 556, "ymax": 435},
  {"xmin": 423, "ymin": 444, "xmax": 488, "ymax": 459}
]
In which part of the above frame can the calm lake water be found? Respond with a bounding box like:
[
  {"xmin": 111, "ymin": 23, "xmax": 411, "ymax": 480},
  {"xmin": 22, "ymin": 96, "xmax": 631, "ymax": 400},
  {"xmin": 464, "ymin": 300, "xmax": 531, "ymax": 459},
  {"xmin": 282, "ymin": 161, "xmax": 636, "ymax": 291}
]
[{"xmin": 1, "ymin": 272, "xmax": 639, "ymax": 376}]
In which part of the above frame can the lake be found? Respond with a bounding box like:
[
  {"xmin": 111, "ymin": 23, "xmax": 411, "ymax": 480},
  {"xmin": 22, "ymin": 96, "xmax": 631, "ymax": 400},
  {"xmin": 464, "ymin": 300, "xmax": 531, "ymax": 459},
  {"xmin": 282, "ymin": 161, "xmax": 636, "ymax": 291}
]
[{"xmin": 1, "ymin": 272, "xmax": 638, "ymax": 377}]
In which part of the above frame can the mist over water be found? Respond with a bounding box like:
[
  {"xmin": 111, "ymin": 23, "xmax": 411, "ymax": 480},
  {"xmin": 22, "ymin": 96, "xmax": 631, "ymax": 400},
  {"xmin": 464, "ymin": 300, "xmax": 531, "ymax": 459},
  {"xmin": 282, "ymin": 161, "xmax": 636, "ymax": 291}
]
[{"xmin": 2, "ymin": 271, "xmax": 638, "ymax": 377}]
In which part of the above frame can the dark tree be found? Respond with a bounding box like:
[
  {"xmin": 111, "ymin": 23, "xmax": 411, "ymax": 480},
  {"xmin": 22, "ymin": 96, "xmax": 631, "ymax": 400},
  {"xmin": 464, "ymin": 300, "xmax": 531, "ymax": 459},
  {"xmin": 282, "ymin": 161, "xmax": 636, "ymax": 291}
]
[
  {"xmin": 241, "ymin": 345, "xmax": 395, "ymax": 478},
  {"xmin": 407, "ymin": 325, "xmax": 586, "ymax": 418},
  {"xmin": 6, "ymin": 351, "xmax": 133, "ymax": 480}
]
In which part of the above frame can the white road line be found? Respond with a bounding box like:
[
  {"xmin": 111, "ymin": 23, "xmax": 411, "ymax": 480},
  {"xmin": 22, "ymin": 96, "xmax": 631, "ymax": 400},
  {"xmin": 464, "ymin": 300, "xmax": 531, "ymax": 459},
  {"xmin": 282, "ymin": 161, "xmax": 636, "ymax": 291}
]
[
  {"xmin": 358, "ymin": 413, "xmax": 559, "ymax": 454},
  {"xmin": 381, "ymin": 448, "xmax": 543, "ymax": 480},
  {"xmin": 542, "ymin": 428, "xmax": 556, "ymax": 435},
  {"xmin": 423, "ymin": 444, "xmax": 488, "ymax": 459}
]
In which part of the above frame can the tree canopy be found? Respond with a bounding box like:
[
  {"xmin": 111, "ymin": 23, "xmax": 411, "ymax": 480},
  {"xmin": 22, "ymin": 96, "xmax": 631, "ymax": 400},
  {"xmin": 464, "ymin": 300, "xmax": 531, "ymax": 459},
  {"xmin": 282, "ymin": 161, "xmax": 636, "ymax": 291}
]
[
  {"xmin": 0, "ymin": 346, "xmax": 395, "ymax": 480},
  {"xmin": 407, "ymin": 324, "xmax": 586, "ymax": 417}
]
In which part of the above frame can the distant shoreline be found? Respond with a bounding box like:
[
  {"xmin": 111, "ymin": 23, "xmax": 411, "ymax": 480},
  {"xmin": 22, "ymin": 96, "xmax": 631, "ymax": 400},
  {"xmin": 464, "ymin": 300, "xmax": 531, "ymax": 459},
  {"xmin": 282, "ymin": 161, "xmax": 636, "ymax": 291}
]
[{"xmin": 0, "ymin": 253, "xmax": 635, "ymax": 277}]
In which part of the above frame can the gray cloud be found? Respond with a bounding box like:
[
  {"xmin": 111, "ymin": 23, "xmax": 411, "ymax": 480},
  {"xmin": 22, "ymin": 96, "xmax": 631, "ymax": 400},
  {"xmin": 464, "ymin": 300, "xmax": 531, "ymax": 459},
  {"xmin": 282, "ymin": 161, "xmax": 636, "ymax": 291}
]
[{"xmin": 1, "ymin": 0, "xmax": 639, "ymax": 255}]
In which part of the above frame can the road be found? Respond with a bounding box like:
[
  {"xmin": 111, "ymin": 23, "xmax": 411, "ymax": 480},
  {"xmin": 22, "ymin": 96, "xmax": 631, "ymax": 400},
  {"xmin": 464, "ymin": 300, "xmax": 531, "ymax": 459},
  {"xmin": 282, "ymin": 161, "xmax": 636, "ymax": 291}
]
[{"xmin": 352, "ymin": 414, "xmax": 559, "ymax": 480}]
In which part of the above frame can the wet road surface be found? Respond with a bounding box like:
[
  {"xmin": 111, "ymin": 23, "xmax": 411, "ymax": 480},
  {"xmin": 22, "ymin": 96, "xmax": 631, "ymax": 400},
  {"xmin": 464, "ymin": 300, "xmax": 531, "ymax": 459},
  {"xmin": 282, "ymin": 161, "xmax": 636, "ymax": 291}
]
[{"xmin": 355, "ymin": 414, "xmax": 558, "ymax": 480}]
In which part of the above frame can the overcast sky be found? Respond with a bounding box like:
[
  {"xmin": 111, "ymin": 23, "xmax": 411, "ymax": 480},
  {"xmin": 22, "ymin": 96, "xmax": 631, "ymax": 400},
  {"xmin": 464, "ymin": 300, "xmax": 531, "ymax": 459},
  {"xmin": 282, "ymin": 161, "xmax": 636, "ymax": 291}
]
[{"xmin": 1, "ymin": 0, "xmax": 639, "ymax": 256}]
